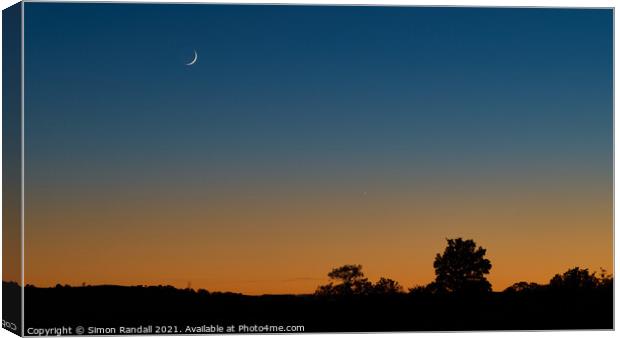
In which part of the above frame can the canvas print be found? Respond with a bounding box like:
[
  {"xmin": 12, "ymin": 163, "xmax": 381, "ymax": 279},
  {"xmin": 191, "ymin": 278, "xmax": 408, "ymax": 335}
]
[{"xmin": 2, "ymin": 2, "xmax": 613, "ymax": 335}]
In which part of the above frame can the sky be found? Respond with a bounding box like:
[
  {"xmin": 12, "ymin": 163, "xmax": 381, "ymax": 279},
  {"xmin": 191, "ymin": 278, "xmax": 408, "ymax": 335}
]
[{"xmin": 22, "ymin": 4, "xmax": 612, "ymax": 294}]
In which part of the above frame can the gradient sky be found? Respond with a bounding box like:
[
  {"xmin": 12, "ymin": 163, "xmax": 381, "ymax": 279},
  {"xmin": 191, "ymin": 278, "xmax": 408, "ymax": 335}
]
[{"xmin": 23, "ymin": 4, "xmax": 612, "ymax": 294}]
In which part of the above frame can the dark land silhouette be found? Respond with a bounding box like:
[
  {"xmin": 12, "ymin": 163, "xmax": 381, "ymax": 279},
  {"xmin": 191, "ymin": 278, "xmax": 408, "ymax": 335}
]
[{"xmin": 5, "ymin": 238, "xmax": 613, "ymax": 333}]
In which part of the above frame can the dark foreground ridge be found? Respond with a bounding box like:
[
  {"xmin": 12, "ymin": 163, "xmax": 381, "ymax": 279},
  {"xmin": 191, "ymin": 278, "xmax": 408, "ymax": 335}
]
[
  {"xmin": 7, "ymin": 238, "xmax": 613, "ymax": 334},
  {"xmin": 7, "ymin": 277, "xmax": 612, "ymax": 334}
]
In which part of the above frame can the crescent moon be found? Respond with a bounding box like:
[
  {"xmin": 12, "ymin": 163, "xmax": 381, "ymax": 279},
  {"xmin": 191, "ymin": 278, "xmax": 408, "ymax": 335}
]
[{"xmin": 186, "ymin": 50, "xmax": 198, "ymax": 66}]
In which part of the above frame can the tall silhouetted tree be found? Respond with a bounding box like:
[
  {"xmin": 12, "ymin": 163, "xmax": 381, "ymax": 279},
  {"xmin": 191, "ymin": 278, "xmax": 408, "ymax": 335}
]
[
  {"xmin": 433, "ymin": 238, "xmax": 492, "ymax": 294},
  {"xmin": 315, "ymin": 264, "xmax": 373, "ymax": 296}
]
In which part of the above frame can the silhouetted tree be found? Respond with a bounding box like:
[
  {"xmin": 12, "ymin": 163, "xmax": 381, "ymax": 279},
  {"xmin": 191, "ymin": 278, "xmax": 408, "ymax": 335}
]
[
  {"xmin": 550, "ymin": 267, "xmax": 599, "ymax": 291},
  {"xmin": 373, "ymin": 277, "xmax": 403, "ymax": 295},
  {"xmin": 433, "ymin": 238, "xmax": 492, "ymax": 294},
  {"xmin": 328, "ymin": 264, "xmax": 364, "ymax": 283},
  {"xmin": 315, "ymin": 264, "xmax": 373, "ymax": 296}
]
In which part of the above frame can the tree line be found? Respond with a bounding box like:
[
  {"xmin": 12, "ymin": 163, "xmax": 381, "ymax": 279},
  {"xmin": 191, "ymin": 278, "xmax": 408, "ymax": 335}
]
[{"xmin": 314, "ymin": 237, "xmax": 613, "ymax": 297}]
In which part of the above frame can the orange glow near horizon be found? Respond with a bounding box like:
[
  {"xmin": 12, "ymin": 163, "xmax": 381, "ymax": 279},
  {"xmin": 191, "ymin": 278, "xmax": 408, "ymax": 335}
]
[{"xmin": 23, "ymin": 176, "xmax": 612, "ymax": 295}]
